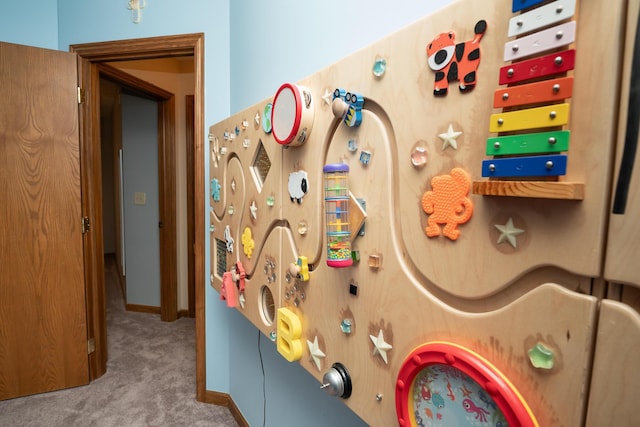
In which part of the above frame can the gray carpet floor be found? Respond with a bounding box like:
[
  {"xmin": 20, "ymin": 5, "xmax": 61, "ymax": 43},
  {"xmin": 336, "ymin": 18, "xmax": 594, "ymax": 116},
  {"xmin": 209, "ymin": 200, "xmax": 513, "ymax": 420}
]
[{"xmin": 0, "ymin": 257, "xmax": 239, "ymax": 427}]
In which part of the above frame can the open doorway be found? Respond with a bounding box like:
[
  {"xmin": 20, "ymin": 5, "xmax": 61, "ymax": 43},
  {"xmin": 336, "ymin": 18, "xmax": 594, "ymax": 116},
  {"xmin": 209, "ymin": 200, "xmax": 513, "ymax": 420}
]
[
  {"xmin": 70, "ymin": 35, "xmax": 206, "ymax": 401},
  {"xmin": 98, "ymin": 61, "xmax": 195, "ymax": 316},
  {"xmin": 98, "ymin": 61, "xmax": 179, "ymax": 322}
]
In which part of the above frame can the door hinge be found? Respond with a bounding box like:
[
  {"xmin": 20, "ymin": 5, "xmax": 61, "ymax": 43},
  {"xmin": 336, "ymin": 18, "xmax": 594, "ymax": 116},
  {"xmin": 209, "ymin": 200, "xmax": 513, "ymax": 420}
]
[
  {"xmin": 87, "ymin": 337, "xmax": 96, "ymax": 354},
  {"xmin": 82, "ymin": 216, "xmax": 90, "ymax": 234},
  {"xmin": 77, "ymin": 87, "xmax": 85, "ymax": 104}
]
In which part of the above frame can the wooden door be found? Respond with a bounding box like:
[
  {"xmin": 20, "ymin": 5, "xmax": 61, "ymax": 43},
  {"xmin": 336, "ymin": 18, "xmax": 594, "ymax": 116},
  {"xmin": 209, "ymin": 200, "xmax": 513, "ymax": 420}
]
[{"xmin": 0, "ymin": 42, "xmax": 89, "ymax": 399}]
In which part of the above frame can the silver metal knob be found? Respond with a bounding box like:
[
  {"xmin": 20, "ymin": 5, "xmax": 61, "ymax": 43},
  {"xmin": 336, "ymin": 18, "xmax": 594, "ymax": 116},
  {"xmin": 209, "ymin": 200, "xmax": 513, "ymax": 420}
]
[
  {"xmin": 321, "ymin": 363, "xmax": 352, "ymax": 399},
  {"xmin": 321, "ymin": 369, "xmax": 344, "ymax": 397}
]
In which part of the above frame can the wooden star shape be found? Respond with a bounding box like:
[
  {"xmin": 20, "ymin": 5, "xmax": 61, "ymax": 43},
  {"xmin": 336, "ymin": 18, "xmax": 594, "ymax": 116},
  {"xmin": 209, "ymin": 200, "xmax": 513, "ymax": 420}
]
[
  {"xmin": 369, "ymin": 329, "xmax": 392, "ymax": 364},
  {"xmin": 249, "ymin": 201, "xmax": 258, "ymax": 220},
  {"xmin": 495, "ymin": 217, "xmax": 525, "ymax": 248},
  {"xmin": 438, "ymin": 124, "xmax": 462, "ymax": 150},
  {"xmin": 322, "ymin": 89, "xmax": 333, "ymax": 106},
  {"xmin": 307, "ymin": 336, "xmax": 325, "ymax": 371}
]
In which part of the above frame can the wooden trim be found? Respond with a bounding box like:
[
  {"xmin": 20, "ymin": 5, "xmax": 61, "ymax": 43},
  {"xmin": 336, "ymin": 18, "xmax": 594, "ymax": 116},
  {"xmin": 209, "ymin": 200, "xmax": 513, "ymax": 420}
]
[
  {"xmin": 97, "ymin": 62, "xmax": 173, "ymax": 99},
  {"xmin": 108, "ymin": 253, "xmax": 127, "ymax": 302},
  {"xmin": 112, "ymin": 89, "xmax": 125, "ymax": 300},
  {"xmin": 118, "ymin": 272, "xmax": 126, "ymax": 304},
  {"xmin": 177, "ymin": 309, "xmax": 190, "ymax": 318},
  {"xmin": 203, "ymin": 391, "xmax": 250, "ymax": 427},
  {"xmin": 126, "ymin": 304, "xmax": 162, "ymax": 315},
  {"xmin": 158, "ymin": 96, "xmax": 178, "ymax": 322},
  {"xmin": 203, "ymin": 390, "xmax": 231, "ymax": 406},
  {"xmin": 77, "ymin": 56, "xmax": 108, "ymax": 381},
  {"xmin": 71, "ymin": 34, "xmax": 205, "ymax": 393},
  {"xmin": 70, "ymin": 34, "xmax": 204, "ymax": 62},
  {"xmin": 192, "ymin": 34, "xmax": 207, "ymax": 404},
  {"xmin": 227, "ymin": 396, "xmax": 250, "ymax": 427},
  {"xmin": 186, "ymin": 95, "xmax": 196, "ymax": 318}
]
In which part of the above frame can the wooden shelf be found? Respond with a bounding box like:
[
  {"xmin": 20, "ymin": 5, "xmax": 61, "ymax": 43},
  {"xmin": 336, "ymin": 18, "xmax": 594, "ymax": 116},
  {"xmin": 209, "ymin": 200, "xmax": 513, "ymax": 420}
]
[{"xmin": 472, "ymin": 180, "xmax": 585, "ymax": 200}]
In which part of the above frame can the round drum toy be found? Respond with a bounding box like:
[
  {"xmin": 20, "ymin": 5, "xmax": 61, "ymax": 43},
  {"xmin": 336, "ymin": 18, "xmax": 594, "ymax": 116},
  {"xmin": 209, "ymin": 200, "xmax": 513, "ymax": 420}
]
[
  {"xmin": 396, "ymin": 341, "xmax": 538, "ymax": 427},
  {"xmin": 271, "ymin": 83, "xmax": 315, "ymax": 146}
]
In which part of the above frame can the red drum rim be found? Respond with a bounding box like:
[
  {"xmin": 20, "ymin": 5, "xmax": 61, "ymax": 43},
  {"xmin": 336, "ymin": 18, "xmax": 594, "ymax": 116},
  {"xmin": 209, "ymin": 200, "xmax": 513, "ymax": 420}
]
[
  {"xmin": 271, "ymin": 83, "xmax": 303, "ymax": 145},
  {"xmin": 395, "ymin": 341, "xmax": 538, "ymax": 427}
]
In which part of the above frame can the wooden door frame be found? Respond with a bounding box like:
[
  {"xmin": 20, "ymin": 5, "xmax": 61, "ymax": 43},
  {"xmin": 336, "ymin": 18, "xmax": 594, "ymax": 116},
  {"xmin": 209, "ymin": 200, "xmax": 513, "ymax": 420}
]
[
  {"xmin": 70, "ymin": 34, "xmax": 206, "ymax": 402},
  {"xmin": 186, "ymin": 94, "xmax": 196, "ymax": 318}
]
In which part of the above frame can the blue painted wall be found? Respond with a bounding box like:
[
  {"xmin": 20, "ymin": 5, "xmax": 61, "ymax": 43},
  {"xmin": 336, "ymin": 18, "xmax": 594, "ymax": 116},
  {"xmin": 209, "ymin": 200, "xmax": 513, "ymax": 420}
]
[
  {"xmin": 229, "ymin": 0, "xmax": 453, "ymax": 114},
  {"xmin": 1, "ymin": 0, "xmax": 455, "ymax": 424},
  {"xmin": 0, "ymin": 0, "xmax": 58, "ymax": 49},
  {"xmin": 229, "ymin": 310, "xmax": 370, "ymax": 426}
]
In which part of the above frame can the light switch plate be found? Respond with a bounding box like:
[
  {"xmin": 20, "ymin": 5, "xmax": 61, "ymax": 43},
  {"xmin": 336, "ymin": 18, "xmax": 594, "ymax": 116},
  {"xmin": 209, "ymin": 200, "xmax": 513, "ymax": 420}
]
[{"xmin": 134, "ymin": 192, "xmax": 146, "ymax": 205}]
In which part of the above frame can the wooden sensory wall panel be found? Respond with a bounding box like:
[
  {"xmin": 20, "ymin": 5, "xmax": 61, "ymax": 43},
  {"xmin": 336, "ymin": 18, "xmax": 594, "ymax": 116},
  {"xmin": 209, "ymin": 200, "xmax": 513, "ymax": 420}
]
[{"xmin": 209, "ymin": 0, "xmax": 639, "ymax": 425}]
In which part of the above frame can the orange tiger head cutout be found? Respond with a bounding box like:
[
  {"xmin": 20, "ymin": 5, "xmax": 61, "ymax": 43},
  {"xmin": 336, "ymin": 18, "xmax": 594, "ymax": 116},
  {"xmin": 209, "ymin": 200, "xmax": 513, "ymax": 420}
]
[{"xmin": 426, "ymin": 20, "xmax": 487, "ymax": 96}]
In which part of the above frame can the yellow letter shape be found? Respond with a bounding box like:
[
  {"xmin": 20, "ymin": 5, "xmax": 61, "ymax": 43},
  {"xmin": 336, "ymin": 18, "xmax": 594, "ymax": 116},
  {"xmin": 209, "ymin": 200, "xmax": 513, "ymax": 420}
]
[{"xmin": 277, "ymin": 307, "xmax": 303, "ymax": 362}]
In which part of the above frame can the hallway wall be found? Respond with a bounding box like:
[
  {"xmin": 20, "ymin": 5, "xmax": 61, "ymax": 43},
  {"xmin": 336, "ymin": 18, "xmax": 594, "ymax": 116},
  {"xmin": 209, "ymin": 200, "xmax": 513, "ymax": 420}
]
[{"xmin": 121, "ymin": 94, "xmax": 161, "ymax": 307}]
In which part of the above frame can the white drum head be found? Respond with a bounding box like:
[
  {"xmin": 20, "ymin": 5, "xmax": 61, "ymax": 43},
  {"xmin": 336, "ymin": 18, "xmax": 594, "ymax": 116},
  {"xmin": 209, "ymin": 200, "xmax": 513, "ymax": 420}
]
[{"xmin": 271, "ymin": 83, "xmax": 314, "ymax": 146}]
